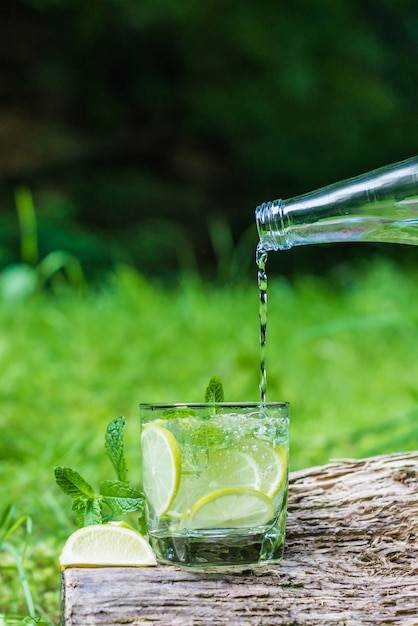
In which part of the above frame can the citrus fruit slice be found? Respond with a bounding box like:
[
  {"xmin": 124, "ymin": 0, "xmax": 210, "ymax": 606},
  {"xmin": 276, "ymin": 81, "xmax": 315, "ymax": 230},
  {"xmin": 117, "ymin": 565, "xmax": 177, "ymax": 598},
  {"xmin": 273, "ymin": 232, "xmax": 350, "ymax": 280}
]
[
  {"xmin": 167, "ymin": 448, "xmax": 260, "ymax": 519},
  {"xmin": 204, "ymin": 448, "xmax": 261, "ymax": 490},
  {"xmin": 141, "ymin": 425, "xmax": 181, "ymax": 516},
  {"xmin": 186, "ymin": 488, "xmax": 274, "ymax": 529},
  {"xmin": 240, "ymin": 440, "xmax": 288, "ymax": 497},
  {"xmin": 59, "ymin": 523, "xmax": 157, "ymax": 567}
]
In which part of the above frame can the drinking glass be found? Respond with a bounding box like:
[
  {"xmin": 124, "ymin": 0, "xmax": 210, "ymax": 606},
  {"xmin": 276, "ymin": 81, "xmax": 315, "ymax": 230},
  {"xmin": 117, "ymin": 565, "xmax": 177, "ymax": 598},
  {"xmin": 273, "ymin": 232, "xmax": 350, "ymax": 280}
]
[{"xmin": 140, "ymin": 402, "xmax": 289, "ymax": 569}]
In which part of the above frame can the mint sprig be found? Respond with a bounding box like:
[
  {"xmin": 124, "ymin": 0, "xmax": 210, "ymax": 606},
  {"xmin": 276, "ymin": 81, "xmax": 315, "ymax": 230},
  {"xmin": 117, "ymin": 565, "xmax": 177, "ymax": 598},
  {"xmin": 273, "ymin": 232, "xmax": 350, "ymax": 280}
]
[{"xmin": 54, "ymin": 416, "xmax": 144, "ymax": 528}]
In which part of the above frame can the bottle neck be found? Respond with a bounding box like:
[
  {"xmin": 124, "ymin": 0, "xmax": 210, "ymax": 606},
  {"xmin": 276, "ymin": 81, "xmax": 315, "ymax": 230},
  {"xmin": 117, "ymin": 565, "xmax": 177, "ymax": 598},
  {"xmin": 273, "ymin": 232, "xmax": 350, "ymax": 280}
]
[
  {"xmin": 256, "ymin": 156, "xmax": 418, "ymax": 251},
  {"xmin": 256, "ymin": 200, "xmax": 290, "ymax": 251}
]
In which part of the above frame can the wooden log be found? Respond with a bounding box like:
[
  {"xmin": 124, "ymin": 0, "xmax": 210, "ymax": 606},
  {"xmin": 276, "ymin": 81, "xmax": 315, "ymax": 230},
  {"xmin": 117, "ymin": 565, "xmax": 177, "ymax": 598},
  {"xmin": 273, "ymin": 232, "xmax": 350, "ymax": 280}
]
[{"xmin": 61, "ymin": 451, "xmax": 418, "ymax": 625}]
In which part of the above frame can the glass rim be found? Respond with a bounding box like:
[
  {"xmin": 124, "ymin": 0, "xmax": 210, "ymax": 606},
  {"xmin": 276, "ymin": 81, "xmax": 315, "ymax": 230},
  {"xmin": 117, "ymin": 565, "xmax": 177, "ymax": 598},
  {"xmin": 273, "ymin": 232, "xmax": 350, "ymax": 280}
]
[{"xmin": 140, "ymin": 401, "xmax": 289, "ymax": 410}]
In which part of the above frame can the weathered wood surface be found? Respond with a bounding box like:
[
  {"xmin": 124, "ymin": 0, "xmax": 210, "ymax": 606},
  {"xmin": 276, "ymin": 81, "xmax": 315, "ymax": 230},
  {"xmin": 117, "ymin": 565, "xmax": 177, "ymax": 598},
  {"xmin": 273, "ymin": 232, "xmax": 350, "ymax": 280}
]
[{"xmin": 61, "ymin": 451, "xmax": 418, "ymax": 625}]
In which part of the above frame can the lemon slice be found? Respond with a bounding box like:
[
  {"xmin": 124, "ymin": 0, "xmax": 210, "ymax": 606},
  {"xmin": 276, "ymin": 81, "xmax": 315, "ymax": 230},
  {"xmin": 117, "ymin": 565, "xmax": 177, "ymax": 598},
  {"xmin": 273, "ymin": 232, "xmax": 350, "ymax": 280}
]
[
  {"xmin": 141, "ymin": 425, "xmax": 181, "ymax": 516},
  {"xmin": 241, "ymin": 440, "xmax": 288, "ymax": 497},
  {"xmin": 167, "ymin": 448, "xmax": 260, "ymax": 519},
  {"xmin": 186, "ymin": 488, "xmax": 274, "ymax": 530},
  {"xmin": 59, "ymin": 523, "xmax": 157, "ymax": 568}
]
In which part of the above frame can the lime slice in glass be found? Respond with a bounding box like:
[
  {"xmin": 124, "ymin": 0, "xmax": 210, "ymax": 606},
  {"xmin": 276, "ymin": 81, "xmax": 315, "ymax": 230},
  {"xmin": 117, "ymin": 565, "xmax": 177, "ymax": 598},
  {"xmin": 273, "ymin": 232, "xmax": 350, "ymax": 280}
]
[
  {"xmin": 204, "ymin": 448, "xmax": 261, "ymax": 490},
  {"xmin": 141, "ymin": 425, "xmax": 181, "ymax": 516},
  {"xmin": 240, "ymin": 440, "xmax": 288, "ymax": 497},
  {"xmin": 167, "ymin": 448, "xmax": 260, "ymax": 519},
  {"xmin": 59, "ymin": 523, "xmax": 156, "ymax": 568},
  {"xmin": 186, "ymin": 488, "xmax": 274, "ymax": 529}
]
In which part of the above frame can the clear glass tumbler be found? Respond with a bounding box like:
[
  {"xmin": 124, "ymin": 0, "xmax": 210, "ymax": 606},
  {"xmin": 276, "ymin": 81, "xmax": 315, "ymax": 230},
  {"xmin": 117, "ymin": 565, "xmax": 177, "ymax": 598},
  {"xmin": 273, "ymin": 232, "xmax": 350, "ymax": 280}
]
[{"xmin": 140, "ymin": 402, "xmax": 289, "ymax": 569}]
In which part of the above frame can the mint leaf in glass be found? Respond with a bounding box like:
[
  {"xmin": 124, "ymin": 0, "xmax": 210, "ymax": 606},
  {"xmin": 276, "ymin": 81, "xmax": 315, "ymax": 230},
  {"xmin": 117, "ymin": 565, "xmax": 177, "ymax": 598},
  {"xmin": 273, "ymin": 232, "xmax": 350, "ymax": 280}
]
[
  {"xmin": 162, "ymin": 407, "xmax": 197, "ymax": 419},
  {"xmin": 204, "ymin": 376, "xmax": 225, "ymax": 403}
]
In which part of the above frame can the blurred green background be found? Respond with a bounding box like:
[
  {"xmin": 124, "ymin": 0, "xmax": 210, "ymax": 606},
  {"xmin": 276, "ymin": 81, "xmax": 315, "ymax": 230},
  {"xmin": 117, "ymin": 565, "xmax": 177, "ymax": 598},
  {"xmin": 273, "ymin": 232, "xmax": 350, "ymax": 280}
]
[
  {"xmin": 1, "ymin": 2, "xmax": 418, "ymax": 622},
  {"xmin": 1, "ymin": 0, "xmax": 418, "ymax": 280}
]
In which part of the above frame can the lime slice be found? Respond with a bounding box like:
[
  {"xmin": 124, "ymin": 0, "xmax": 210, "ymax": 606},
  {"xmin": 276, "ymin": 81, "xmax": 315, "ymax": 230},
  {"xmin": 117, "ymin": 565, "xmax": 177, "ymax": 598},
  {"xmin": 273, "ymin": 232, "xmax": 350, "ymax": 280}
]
[
  {"xmin": 204, "ymin": 448, "xmax": 261, "ymax": 490},
  {"xmin": 167, "ymin": 448, "xmax": 260, "ymax": 519},
  {"xmin": 59, "ymin": 523, "xmax": 156, "ymax": 568},
  {"xmin": 141, "ymin": 425, "xmax": 181, "ymax": 516},
  {"xmin": 186, "ymin": 488, "xmax": 274, "ymax": 529},
  {"xmin": 240, "ymin": 440, "xmax": 288, "ymax": 497}
]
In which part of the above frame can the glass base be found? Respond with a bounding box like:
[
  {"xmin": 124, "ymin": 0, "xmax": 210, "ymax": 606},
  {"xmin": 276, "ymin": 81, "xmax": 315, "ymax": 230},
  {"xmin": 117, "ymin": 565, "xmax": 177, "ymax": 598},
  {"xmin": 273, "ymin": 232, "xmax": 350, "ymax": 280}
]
[{"xmin": 149, "ymin": 527, "xmax": 286, "ymax": 570}]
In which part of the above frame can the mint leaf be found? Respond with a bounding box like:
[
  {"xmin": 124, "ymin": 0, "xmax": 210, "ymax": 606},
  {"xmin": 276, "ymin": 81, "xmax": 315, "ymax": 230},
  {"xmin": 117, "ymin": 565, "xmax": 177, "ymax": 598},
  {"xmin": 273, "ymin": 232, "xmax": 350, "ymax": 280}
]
[
  {"xmin": 105, "ymin": 416, "xmax": 128, "ymax": 483},
  {"xmin": 99, "ymin": 480, "xmax": 142, "ymax": 499},
  {"xmin": 162, "ymin": 407, "xmax": 197, "ymax": 419},
  {"xmin": 72, "ymin": 497, "xmax": 102, "ymax": 527},
  {"xmin": 179, "ymin": 421, "xmax": 228, "ymax": 448},
  {"xmin": 204, "ymin": 376, "xmax": 225, "ymax": 403},
  {"xmin": 55, "ymin": 467, "xmax": 95, "ymax": 499},
  {"xmin": 100, "ymin": 480, "xmax": 144, "ymax": 514},
  {"xmin": 102, "ymin": 495, "xmax": 144, "ymax": 515}
]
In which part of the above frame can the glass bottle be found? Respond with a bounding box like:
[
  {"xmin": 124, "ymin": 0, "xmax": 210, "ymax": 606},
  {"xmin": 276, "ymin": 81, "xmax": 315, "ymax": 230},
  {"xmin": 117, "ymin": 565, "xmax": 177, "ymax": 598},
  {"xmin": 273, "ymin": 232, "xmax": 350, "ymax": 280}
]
[{"xmin": 256, "ymin": 156, "xmax": 418, "ymax": 251}]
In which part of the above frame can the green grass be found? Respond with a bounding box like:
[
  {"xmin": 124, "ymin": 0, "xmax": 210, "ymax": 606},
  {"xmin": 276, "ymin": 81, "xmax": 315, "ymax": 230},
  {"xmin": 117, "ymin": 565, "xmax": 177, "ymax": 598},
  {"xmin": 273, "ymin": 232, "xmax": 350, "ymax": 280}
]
[{"xmin": 1, "ymin": 257, "xmax": 418, "ymax": 622}]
